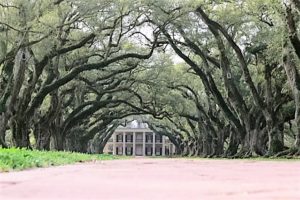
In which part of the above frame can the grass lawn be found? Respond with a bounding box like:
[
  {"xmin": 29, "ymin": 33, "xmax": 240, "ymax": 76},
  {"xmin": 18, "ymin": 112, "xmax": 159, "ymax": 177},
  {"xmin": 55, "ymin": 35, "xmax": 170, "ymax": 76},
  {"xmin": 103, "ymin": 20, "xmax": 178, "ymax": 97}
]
[{"xmin": 0, "ymin": 148, "xmax": 119, "ymax": 172}]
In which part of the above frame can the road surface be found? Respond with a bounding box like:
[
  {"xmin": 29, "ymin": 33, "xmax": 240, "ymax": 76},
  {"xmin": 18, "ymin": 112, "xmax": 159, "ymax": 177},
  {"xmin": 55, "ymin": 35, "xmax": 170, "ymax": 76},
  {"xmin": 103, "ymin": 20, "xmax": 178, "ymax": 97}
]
[{"xmin": 1, "ymin": 158, "xmax": 300, "ymax": 200}]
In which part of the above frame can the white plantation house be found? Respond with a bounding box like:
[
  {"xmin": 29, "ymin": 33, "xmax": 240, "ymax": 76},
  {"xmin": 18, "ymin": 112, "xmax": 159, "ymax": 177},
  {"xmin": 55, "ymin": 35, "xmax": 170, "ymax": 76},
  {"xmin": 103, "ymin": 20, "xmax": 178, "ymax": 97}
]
[{"xmin": 103, "ymin": 120, "xmax": 175, "ymax": 156}]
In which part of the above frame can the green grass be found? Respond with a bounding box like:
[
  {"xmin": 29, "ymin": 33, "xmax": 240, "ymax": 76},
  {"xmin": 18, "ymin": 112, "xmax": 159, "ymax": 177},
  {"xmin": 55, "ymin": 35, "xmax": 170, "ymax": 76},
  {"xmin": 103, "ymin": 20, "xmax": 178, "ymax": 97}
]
[{"xmin": 0, "ymin": 148, "xmax": 120, "ymax": 172}]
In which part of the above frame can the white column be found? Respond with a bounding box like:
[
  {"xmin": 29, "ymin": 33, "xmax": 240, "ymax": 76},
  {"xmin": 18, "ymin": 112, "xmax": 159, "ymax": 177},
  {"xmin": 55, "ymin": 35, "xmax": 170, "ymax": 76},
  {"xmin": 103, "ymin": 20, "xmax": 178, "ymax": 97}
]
[
  {"xmin": 162, "ymin": 136, "xmax": 165, "ymax": 156},
  {"xmin": 123, "ymin": 132, "xmax": 126, "ymax": 156},
  {"xmin": 112, "ymin": 133, "xmax": 116, "ymax": 155},
  {"xmin": 152, "ymin": 132, "xmax": 156, "ymax": 156},
  {"xmin": 133, "ymin": 132, "xmax": 136, "ymax": 156},
  {"xmin": 142, "ymin": 132, "xmax": 146, "ymax": 156}
]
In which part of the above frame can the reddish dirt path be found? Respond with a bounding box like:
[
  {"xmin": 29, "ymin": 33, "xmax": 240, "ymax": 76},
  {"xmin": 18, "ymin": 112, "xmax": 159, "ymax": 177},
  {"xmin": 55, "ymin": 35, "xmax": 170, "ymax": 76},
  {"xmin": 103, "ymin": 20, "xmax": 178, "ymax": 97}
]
[{"xmin": 0, "ymin": 158, "xmax": 300, "ymax": 200}]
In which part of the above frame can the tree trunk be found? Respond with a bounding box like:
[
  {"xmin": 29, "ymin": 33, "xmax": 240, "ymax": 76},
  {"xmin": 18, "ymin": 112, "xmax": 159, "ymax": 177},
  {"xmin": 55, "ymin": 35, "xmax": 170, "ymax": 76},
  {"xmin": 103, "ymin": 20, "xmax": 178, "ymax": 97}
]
[
  {"xmin": 98, "ymin": 129, "xmax": 115, "ymax": 154},
  {"xmin": 12, "ymin": 119, "xmax": 30, "ymax": 148},
  {"xmin": 34, "ymin": 123, "xmax": 51, "ymax": 150},
  {"xmin": 285, "ymin": 3, "xmax": 300, "ymax": 152},
  {"xmin": 225, "ymin": 128, "xmax": 239, "ymax": 156},
  {"xmin": 283, "ymin": 45, "xmax": 300, "ymax": 151},
  {"xmin": 0, "ymin": 113, "xmax": 8, "ymax": 147},
  {"xmin": 212, "ymin": 130, "xmax": 224, "ymax": 156},
  {"xmin": 51, "ymin": 129, "xmax": 64, "ymax": 151},
  {"xmin": 265, "ymin": 117, "xmax": 283, "ymax": 155},
  {"xmin": 295, "ymin": 92, "xmax": 300, "ymax": 148}
]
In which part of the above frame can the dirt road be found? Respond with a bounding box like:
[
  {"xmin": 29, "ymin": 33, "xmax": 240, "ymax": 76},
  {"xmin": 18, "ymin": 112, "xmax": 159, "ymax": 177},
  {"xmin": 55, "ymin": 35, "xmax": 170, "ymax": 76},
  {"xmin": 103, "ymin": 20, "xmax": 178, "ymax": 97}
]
[{"xmin": 1, "ymin": 158, "xmax": 300, "ymax": 200}]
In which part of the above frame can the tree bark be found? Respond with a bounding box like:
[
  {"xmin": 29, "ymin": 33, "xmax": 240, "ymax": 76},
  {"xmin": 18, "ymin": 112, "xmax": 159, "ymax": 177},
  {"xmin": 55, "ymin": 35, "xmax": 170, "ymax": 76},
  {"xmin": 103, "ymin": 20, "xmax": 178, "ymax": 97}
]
[
  {"xmin": 51, "ymin": 131, "xmax": 64, "ymax": 151},
  {"xmin": 0, "ymin": 113, "xmax": 8, "ymax": 148},
  {"xmin": 11, "ymin": 118, "xmax": 30, "ymax": 148},
  {"xmin": 283, "ymin": 45, "xmax": 300, "ymax": 150},
  {"xmin": 34, "ymin": 123, "xmax": 51, "ymax": 150},
  {"xmin": 285, "ymin": 3, "xmax": 300, "ymax": 151}
]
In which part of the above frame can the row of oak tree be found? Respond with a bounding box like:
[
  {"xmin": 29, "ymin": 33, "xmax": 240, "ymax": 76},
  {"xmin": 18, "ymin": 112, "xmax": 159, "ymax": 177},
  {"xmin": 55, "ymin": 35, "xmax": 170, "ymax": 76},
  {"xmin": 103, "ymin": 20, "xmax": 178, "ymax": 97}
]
[{"xmin": 0, "ymin": 0, "xmax": 300, "ymax": 157}]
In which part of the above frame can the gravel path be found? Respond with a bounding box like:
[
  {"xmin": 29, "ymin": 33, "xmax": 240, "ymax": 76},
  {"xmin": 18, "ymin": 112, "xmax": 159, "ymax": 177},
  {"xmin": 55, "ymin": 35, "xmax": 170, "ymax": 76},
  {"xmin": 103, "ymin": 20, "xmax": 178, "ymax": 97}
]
[{"xmin": 1, "ymin": 158, "xmax": 300, "ymax": 200}]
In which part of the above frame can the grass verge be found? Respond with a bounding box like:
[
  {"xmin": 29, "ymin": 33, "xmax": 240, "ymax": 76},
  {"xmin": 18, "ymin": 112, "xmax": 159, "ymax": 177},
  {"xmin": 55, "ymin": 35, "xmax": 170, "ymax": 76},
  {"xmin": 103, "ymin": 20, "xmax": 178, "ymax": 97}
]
[{"xmin": 0, "ymin": 148, "xmax": 119, "ymax": 172}]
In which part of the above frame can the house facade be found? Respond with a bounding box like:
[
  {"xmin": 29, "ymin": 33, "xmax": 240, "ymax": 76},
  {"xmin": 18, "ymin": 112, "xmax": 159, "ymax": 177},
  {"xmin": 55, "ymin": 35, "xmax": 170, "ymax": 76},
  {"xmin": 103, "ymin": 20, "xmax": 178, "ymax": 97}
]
[{"xmin": 103, "ymin": 120, "xmax": 175, "ymax": 156}]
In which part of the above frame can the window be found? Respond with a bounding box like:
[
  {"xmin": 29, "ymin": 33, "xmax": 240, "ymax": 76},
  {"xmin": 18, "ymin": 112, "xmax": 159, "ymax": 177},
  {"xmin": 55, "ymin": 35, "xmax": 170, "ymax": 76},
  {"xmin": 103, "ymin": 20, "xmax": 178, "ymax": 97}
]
[
  {"xmin": 118, "ymin": 147, "xmax": 123, "ymax": 155},
  {"xmin": 136, "ymin": 133, "xmax": 143, "ymax": 142},
  {"xmin": 156, "ymin": 135, "xmax": 162, "ymax": 143},
  {"xmin": 125, "ymin": 133, "xmax": 133, "ymax": 142},
  {"xmin": 126, "ymin": 147, "xmax": 133, "ymax": 155},
  {"xmin": 146, "ymin": 135, "xmax": 152, "ymax": 143},
  {"xmin": 117, "ymin": 134, "xmax": 123, "ymax": 142}
]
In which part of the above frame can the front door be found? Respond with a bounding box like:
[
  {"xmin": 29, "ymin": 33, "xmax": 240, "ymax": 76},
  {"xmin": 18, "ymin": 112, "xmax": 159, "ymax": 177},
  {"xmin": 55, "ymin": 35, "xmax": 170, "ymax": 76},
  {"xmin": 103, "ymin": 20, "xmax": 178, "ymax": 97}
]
[{"xmin": 136, "ymin": 145, "xmax": 143, "ymax": 156}]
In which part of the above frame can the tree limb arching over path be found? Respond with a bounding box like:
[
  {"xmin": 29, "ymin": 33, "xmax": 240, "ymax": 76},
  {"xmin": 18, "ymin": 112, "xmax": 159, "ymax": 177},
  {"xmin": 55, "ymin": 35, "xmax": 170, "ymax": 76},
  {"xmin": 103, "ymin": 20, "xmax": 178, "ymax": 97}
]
[{"xmin": 0, "ymin": 0, "xmax": 300, "ymax": 158}]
